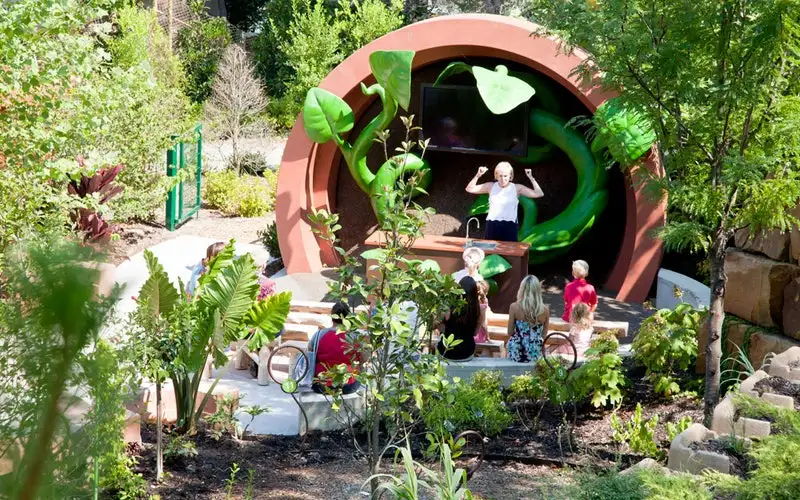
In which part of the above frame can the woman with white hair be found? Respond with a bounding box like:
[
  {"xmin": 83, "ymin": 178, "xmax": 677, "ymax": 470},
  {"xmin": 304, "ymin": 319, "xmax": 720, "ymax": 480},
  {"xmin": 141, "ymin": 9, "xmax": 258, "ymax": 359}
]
[
  {"xmin": 465, "ymin": 161, "xmax": 544, "ymax": 242},
  {"xmin": 506, "ymin": 275, "xmax": 550, "ymax": 363}
]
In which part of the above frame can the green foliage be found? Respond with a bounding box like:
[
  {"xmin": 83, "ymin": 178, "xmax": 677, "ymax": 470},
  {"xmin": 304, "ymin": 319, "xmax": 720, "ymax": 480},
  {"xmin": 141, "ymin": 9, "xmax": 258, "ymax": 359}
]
[
  {"xmin": 370, "ymin": 443, "xmax": 475, "ymax": 500},
  {"xmin": 478, "ymin": 254, "xmax": 512, "ymax": 279},
  {"xmin": 232, "ymin": 152, "xmax": 270, "ymax": 176},
  {"xmin": 0, "ymin": 238, "xmax": 125, "ymax": 498},
  {"xmin": 207, "ymin": 393, "xmax": 244, "ymax": 440},
  {"xmin": 571, "ymin": 469, "xmax": 648, "ymax": 500},
  {"xmin": 369, "ymin": 50, "xmax": 415, "ymax": 111},
  {"xmin": 204, "ymin": 170, "xmax": 276, "ymax": 217},
  {"xmin": 732, "ymin": 392, "xmax": 800, "ymax": 436},
  {"xmin": 666, "ymin": 416, "xmax": 693, "ymax": 442},
  {"xmin": 176, "ymin": 16, "xmax": 232, "ymax": 103},
  {"xmin": 424, "ymin": 372, "xmax": 512, "ymax": 437},
  {"xmin": 611, "ymin": 403, "xmax": 661, "ymax": 458},
  {"xmin": 306, "ymin": 119, "xmax": 464, "ymax": 495},
  {"xmin": 258, "ymin": 220, "xmax": 282, "ymax": 259},
  {"xmin": 131, "ymin": 241, "xmax": 291, "ymax": 434},
  {"xmin": 589, "ymin": 98, "xmax": 657, "ymax": 165},
  {"xmin": 632, "ymin": 304, "xmax": 702, "ymax": 397},
  {"xmin": 303, "ymin": 87, "xmax": 355, "ymax": 143},
  {"xmin": 735, "ymin": 435, "xmax": 800, "ymax": 499},
  {"xmin": 163, "ymin": 435, "xmax": 198, "ymax": 463},
  {"xmin": 257, "ymin": 0, "xmax": 403, "ymax": 129},
  {"xmin": 572, "ymin": 332, "xmax": 627, "ymax": 408}
]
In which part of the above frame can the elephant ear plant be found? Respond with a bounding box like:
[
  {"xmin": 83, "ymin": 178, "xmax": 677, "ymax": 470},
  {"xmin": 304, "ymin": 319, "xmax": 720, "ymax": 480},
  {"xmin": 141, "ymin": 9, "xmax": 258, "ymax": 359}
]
[
  {"xmin": 303, "ymin": 50, "xmax": 432, "ymax": 224},
  {"xmin": 133, "ymin": 240, "xmax": 291, "ymax": 440}
]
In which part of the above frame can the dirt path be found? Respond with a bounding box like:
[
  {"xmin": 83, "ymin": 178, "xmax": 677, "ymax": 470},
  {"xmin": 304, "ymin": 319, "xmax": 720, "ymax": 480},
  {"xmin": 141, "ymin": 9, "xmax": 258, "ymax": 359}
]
[{"xmin": 110, "ymin": 208, "xmax": 274, "ymax": 265}]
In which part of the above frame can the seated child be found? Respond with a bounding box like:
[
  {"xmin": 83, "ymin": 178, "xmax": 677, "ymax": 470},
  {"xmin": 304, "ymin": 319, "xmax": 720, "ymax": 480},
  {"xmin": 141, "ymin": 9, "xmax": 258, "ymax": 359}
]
[
  {"xmin": 186, "ymin": 241, "xmax": 225, "ymax": 296},
  {"xmin": 474, "ymin": 280, "xmax": 491, "ymax": 343},
  {"xmin": 569, "ymin": 302, "xmax": 594, "ymax": 357}
]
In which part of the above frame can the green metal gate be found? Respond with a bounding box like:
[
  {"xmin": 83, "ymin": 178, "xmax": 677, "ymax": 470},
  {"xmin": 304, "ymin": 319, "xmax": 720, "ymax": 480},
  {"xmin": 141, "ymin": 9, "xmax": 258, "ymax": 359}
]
[{"xmin": 166, "ymin": 124, "xmax": 202, "ymax": 231}]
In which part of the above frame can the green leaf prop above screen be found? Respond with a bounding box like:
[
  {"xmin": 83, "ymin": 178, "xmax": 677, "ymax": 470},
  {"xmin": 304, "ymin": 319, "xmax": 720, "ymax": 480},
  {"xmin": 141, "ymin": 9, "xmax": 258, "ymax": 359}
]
[
  {"xmin": 302, "ymin": 50, "xmax": 430, "ymax": 224},
  {"xmin": 472, "ymin": 65, "xmax": 536, "ymax": 114},
  {"xmin": 303, "ymin": 88, "xmax": 354, "ymax": 144},
  {"xmin": 369, "ymin": 50, "xmax": 414, "ymax": 111}
]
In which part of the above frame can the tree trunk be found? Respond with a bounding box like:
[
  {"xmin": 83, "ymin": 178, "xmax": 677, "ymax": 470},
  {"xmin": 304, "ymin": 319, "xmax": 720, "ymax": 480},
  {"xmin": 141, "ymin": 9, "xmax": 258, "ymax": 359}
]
[
  {"xmin": 704, "ymin": 235, "xmax": 728, "ymax": 426},
  {"xmin": 156, "ymin": 381, "xmax": 163, "ymax": 481},
  {"xmin": 369, "ymin": 408, "xmax": 381, "ymax": 495}
]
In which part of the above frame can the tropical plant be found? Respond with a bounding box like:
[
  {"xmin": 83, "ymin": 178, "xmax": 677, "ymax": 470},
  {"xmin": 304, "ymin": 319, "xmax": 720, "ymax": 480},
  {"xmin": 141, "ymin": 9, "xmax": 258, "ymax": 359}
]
[
  {"xmin": 133, "ymin": 240, "xmax": 291, "ymax": 434},
  {"xmin": 304, "ymin": 117, "xmax": 465, "ymax": 495},
  {"xmin": 530, "ymin": 0, "xmax": 800, "ymax": 425},
  {"xmin": 572, "ymin": 331, "xmax": 627, "ymax": 408},
  {"xmin": 633, "ymin": 303, "xmax": 702, "ymax": 397},
  {"xmin": 163, "ymin": 435, "xmax": 198, "ymax": 464},
  {"xmin": 67, "ymin": 161, "xmax": 125, "ymax": 244},
  {"xmin": 369, "ymin": 443, "xmax": 475, "ymax": 500}
]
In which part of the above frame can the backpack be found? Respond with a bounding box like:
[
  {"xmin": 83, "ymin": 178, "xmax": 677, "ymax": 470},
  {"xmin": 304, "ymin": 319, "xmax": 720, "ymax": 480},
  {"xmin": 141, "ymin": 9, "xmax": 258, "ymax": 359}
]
[{"xmin": 293, "ymin": 328, "xmax": 328, "ymax": 388}]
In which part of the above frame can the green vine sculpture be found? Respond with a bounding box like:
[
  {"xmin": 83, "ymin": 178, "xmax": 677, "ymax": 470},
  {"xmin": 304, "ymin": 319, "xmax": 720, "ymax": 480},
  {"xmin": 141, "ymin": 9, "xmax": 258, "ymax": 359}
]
[
  {"xmin": 438, "ymin": 62, "xmax": 655, "ymax": 263},
  {"xmin": 303, "ymin": 50, "xmax": 430, "ymax": 224}
]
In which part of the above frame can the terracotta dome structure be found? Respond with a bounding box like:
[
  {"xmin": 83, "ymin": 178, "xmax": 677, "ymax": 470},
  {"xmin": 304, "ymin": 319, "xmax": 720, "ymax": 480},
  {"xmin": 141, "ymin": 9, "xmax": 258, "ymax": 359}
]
[{"xmin": 275, "ymin": 14, "xmax": 665, "ymax": 302}]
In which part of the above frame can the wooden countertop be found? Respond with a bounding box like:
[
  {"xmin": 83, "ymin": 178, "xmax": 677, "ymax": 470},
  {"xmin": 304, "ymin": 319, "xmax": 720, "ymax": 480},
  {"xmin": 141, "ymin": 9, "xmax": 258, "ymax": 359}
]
[{"xmin": 364, "ymin": 232, "xmax": 530, "ymax": 258}]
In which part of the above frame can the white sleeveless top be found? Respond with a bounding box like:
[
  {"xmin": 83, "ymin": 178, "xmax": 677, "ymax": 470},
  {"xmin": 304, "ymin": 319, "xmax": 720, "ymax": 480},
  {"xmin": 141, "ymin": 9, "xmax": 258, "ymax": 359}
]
[{"xmin": 487, "ymin": 182, "xmax": 518, "ymax": 222}]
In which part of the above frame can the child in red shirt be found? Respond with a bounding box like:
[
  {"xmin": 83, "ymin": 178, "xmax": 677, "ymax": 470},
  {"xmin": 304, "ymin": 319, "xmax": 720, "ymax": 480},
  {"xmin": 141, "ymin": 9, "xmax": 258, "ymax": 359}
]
[{"xmin": 562, "ymin": 260, "xmax": 598, "ymax": 322}]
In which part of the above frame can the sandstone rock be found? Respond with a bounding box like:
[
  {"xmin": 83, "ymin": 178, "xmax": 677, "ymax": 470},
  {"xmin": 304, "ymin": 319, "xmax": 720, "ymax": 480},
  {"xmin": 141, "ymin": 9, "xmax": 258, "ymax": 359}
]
[
  {"xmin": 734, "ymin": 227, "xmax": 791, "ymax": 262},
  {"xmin": 748, "ymin": 330, "xmax": 800, "ymax": 369},
  {"xmin": 724, "ymin": 249, "xmax": 800, "ymax": 329},
  {"xmin": 696, "ymin": 317, "xmax": 800, "ymax": 373},
  {"xmin": 784, "ymin": 278, "xmax": 800, "ymax": 341}
]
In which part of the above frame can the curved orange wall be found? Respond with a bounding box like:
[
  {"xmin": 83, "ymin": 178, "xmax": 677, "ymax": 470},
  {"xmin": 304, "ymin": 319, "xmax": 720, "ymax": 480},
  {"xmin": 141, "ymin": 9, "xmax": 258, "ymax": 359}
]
[{"xmin": 276, "ymin": 14, "xmax": 665, "ymax": 303}]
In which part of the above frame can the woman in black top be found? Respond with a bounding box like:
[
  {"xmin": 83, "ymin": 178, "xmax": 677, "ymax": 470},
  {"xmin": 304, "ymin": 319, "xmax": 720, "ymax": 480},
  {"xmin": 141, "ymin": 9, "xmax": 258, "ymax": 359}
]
[{"xmin": 437, "ymin": 277, "xmax": 480, "ymax": 361}]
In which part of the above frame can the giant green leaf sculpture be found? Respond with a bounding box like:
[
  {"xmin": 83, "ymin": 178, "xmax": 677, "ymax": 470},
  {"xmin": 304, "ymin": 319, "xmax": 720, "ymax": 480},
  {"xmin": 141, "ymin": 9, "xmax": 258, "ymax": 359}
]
[
  {"xmin": 303, "ymin": 50, "xmax": 430, "ymax": 223},
  {"xmin": 436, "ymin": 63, "xmax": 655, "ymax": 264}
]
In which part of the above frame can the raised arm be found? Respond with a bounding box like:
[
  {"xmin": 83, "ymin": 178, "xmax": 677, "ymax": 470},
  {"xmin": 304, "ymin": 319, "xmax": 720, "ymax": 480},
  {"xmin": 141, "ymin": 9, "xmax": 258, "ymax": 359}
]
[
  {"xmin": 515, "ymin": 168, "xmax": 544, "ymax": 199},
  {"xmin": 465, "ymin": 166, "xmax": 493, "ymax": 194}
]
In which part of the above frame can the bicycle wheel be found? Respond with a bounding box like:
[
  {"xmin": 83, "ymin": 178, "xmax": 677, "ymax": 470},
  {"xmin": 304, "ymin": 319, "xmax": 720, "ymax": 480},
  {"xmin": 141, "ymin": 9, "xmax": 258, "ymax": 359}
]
[{"xmin": 542, "ymin": 332, "xmax": 577, "ymax": 374}]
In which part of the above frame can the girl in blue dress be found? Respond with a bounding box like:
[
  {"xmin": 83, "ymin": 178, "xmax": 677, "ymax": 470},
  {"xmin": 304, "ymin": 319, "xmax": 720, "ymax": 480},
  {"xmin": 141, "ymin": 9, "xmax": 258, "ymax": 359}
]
[{"xmin": 506, "ymin": 275, "xmax": 550, "ymax": 363}]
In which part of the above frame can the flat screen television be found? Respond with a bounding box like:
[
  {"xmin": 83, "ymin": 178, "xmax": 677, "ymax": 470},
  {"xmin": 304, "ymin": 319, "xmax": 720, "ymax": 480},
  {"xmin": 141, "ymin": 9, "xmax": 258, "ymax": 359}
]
[{"xmin": 419, "ymin": 84, "xmax": 529, "ymax": 157}]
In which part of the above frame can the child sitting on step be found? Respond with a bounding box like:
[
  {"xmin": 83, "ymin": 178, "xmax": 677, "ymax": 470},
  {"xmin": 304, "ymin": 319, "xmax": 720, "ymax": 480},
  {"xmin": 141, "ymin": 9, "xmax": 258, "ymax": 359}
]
[
  {"xmin": 569, "ymin": 302, "xmax": 594, "ymax": 358},
  {"xmin": 474, "ymin": 280, "xmax": 491, "ymax": 343}
]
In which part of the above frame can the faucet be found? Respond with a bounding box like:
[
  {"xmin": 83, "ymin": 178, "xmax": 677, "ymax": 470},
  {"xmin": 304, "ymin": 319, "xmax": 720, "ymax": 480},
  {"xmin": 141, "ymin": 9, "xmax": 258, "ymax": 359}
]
[{"xmin": 466, "ymin": 217, "xmax": 480, "ymax": 241}]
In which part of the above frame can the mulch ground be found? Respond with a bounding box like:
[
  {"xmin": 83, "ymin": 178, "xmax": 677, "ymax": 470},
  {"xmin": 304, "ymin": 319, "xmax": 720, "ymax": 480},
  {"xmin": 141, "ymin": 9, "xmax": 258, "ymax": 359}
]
[{"xmin": 133, "ymin": 363, "xmax": 702, "ymax": 499}]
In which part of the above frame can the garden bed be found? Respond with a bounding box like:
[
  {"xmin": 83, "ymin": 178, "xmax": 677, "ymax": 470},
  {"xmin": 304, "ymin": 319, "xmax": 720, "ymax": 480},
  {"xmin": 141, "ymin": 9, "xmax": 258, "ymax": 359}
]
[
  {"xmin": 752, "ymin": 376, "xmax": 800, "ymax": 410},
  {"xmin": 133, "ymin": 382, "xmax": 701, "ymax": 498},
  {"xmin": 688, "ymin": 437, "xmax": 751, "ymax": 478}
]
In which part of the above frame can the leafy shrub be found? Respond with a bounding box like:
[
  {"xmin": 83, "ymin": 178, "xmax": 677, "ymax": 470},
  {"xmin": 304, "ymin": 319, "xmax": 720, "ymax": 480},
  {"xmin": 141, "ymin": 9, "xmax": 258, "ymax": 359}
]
[
  {"xmin": 106, "ymin": 6, "xmax": 197, "ymax": 222},
  {"xmin": 572, "ymin": 331, "xmax": 627, "ymax": 408},
  {"xmin": 204, "ymin": 170, "xmax": 275, "ymax": 217},
  {"xmin": 736, "ymin": 435, "xmax": 800, "ymax": 499},
  {"xmin": 231, "ymin": 151, "xmax": 270, "ymax": 176},
  {"xmin": 571, "ymin": 469, "xmax": 648, "ymax": 500},
  {"xmin": 666, "ymin": 415, "xmax": 693, "ymax": 442},
  {"xmin": 207, "ymin": 393, "xmax": 243, "ymax": 440},
  {"xmin": 424, "ymin": 372, "xmax": 512, "ymax": 437},
  {"xmin": 163, "ymin": 435, "xmax": 198, "ymax": 464},
  {"xmin": 507, "ymin": 371, "xmax": 546, "ymax": 403},
  {"xmin": 611, "ymin": 403, "xmax": 661, "ymax": 458},
  {"xmin": 632, "ymin": 303, "xmax": 702, "ymax": 396},
  {"xmin": 567, "ymin": 467, "xmax": 711, "ymax": 500},
  {"xmin": 176, "ymin": 16, "xmax": 232, "ymax": 103},
  {"xmin": 471, "ymin": 369, "xmax": 504, "ymax": 394},
  {"xmin": 732, "ymin": 392, "xmax": 800, "ymax": 436},
  {"xmin": 258, "ymin": 221, "xmax": 282, "ymax": 259},
  {"xmin": 255, "ymin": 0, "xmax": 403, "ymax": 130}
]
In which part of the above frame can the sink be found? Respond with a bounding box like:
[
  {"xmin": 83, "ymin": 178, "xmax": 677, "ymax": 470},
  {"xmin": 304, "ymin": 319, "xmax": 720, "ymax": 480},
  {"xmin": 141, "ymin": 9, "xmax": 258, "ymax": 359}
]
[{"xmin": 463, "ymin": 240, "xmax": 498, "ymax": 250}]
